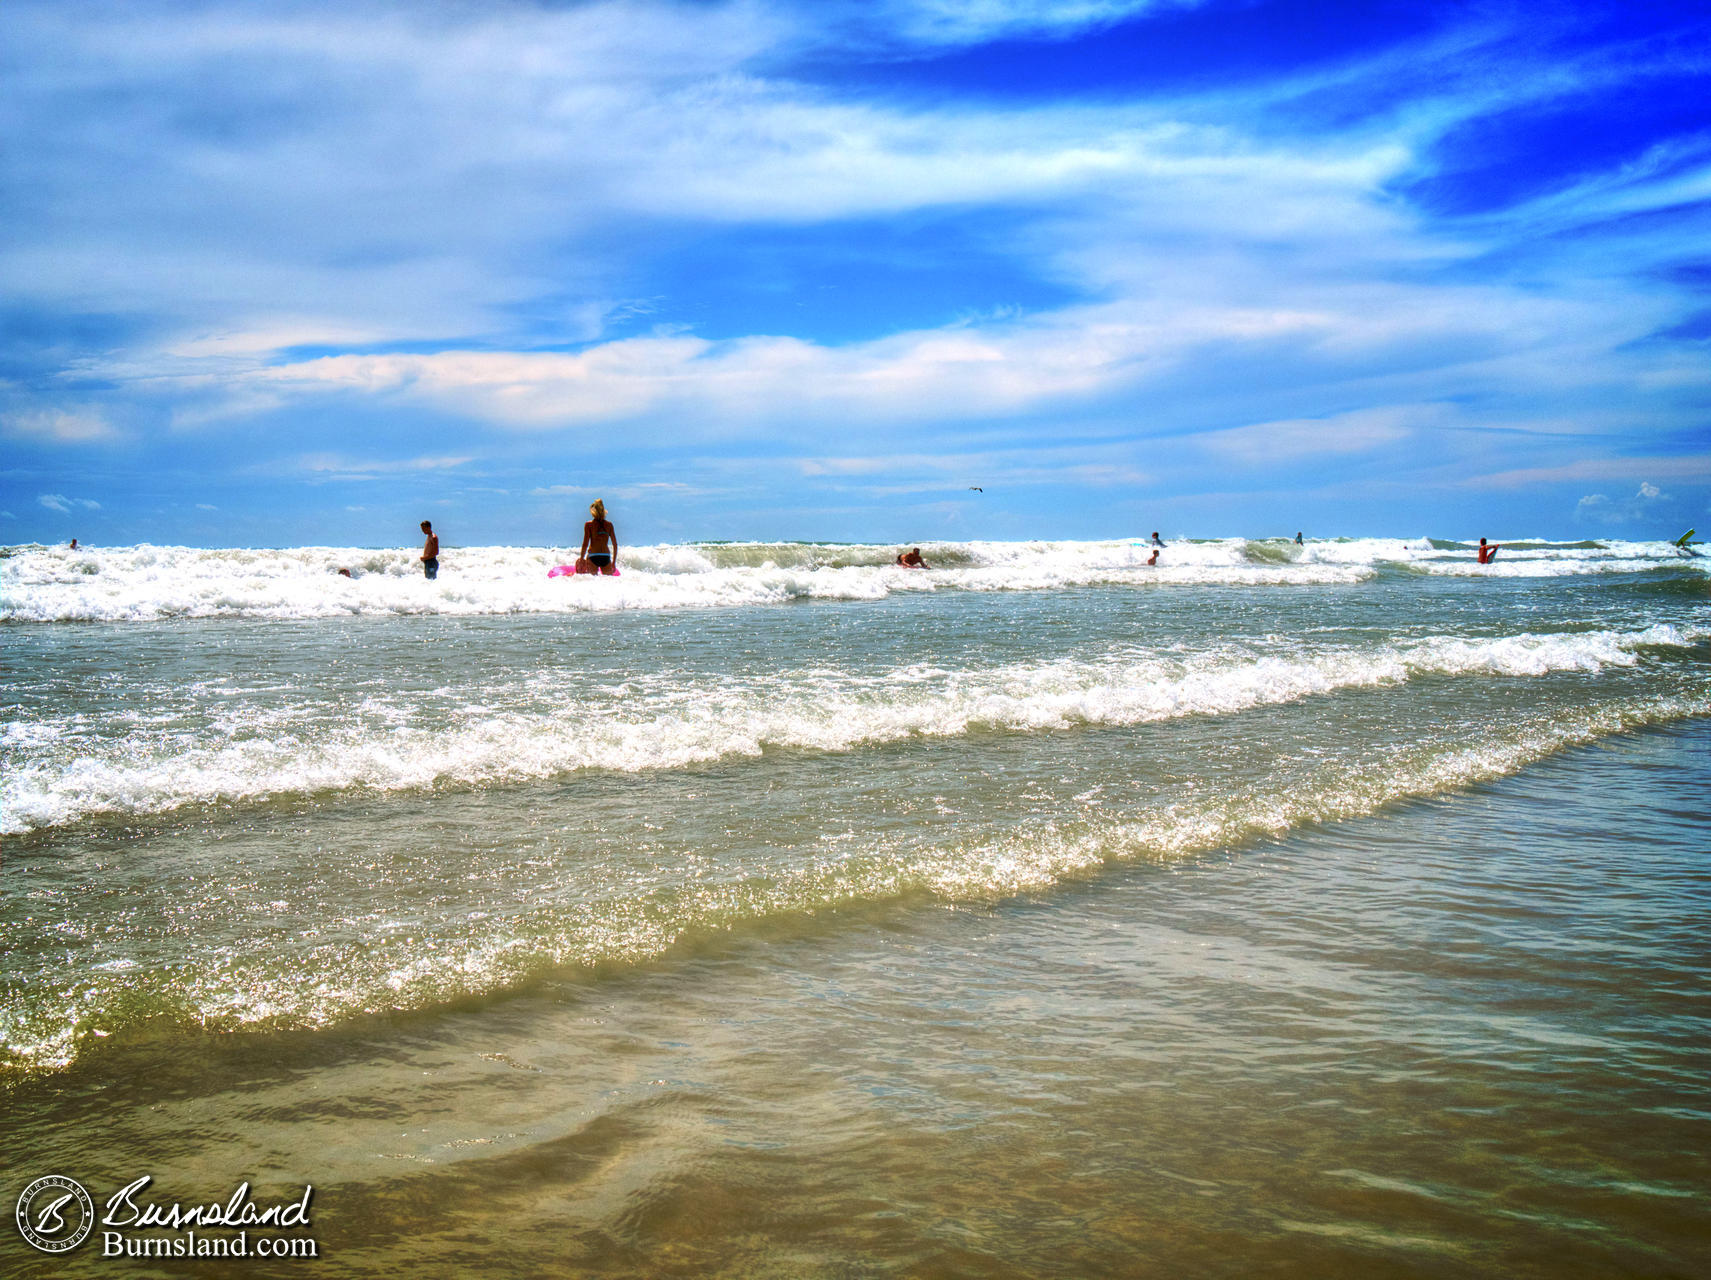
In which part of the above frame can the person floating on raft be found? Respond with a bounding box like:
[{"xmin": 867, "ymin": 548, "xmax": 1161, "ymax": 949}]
[{"xmin": 896, "ymin": 547, "xmax": 929, "ymax": 568}]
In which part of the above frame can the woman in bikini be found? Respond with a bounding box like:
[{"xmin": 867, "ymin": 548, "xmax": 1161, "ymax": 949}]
[{"xmin": 580, "ymin": 500, "xmax": 618, "ymax": 574}]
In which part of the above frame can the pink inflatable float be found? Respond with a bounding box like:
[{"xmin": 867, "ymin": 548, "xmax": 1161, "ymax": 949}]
[{"xmin": 549, "ymin": 561, "xmax": 620, "ymax": 578}]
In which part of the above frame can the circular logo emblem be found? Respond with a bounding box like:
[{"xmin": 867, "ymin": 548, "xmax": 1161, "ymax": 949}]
[{"xmin": 15, "ymin": 1176, "xmax": 95, "ymax": 1253}]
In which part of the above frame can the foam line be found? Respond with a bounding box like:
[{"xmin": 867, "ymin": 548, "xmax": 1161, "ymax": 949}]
[
  {"xmin": 5, "ymin": 624, "xmax": 1702, "ymax": 833},
  {"xmin": 4, "ymin": 690, "xmax": 1704, "ymax": 1077},
  {"xmin": 4, "ymin": 536, "xmax": 1699, "ymax": 622}
]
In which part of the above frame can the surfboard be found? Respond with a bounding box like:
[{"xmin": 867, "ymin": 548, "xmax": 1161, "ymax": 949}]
[{"xmin": 1675, "ymin": 528, "xmax": 1696, "ymax": 548}]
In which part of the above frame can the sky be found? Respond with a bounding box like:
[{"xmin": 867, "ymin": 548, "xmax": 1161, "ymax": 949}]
[{"xmin": 2, "ymin": 0, "xmax": 1708, "ymax": 548}]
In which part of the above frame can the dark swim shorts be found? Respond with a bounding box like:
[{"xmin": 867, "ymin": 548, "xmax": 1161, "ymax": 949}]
[
  {"xmin": 587, "ymin": 553, "xmax": 612, "ymax": 569},
  {"xmin": 423, "ymin": 557, "xmax": 439, "ymax": 580}
]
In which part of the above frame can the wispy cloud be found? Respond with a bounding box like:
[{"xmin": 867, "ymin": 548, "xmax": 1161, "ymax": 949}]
[
  {"xmin": 531, "ymin": 481, "xmax": 707, "ymax": 498},
  {"xmin": 4, "ymin": 409, "xmax": 117, "ymax": 442},
  {"xmin": 1469, "ymin": 455, "xmax": 1711, "ymax": 490},
  {"xmin": 38, "ymin": 493, "xmax": 102, "ymax": 513},
  {"xmin": 798, "ymin": 444, "xmax": 1151, "ymax": 491},
  {"xmin": 1194, "ymin": 406, "xmax": 1428, "ymax": 465},
  {"xmin": 295, "ymin": 453, "xmax": 475, "ymax": 476},
  {"xmin": 842, "ymin": 0, "xmax": 1183, "ymax": 47},
  {"xmin": 1576, "ymin": 480, "xmax": 1675, "ymax": 526}
]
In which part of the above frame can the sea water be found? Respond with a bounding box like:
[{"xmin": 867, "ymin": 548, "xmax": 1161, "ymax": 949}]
[{"xmin": 2, "ymin": 536, "xmax": 1708, "ymax": 1277}]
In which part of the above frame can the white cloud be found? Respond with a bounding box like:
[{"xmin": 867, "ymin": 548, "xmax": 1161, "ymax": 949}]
[
  {"xmin": 246, "ymin": 286, "xmax": 1505, "ymax": 432},
  {"xmin": 1195, "ymin": 406, "xmax": 1428, "ymax": 465},
  {"xmin": 531, "ymin": 481, "xmax": 703, "ymax": 497},
  {"xmin": 296, "ymin": 453, "xmax": 475, "ymax": 475},
  {"xmin": 604, "ymin": 482, "xmax": 713, "ymax": 500},
  {"xmin": 800, "ymin": 457, "xmax": 896, "ymax": 477},
  {"xmin": 1574, "ymin": 477, "xmax": 1680, "ymax": 525},
  {"xmin": 167, "ymin": 322, "xmax": 393, "ymax": 359},
  {"xmin": 858, "ymin": 0, "xmax": 1176, "ymax": 46},
  {"xmin": 0, "ymin": 0, "xmax": 1441, "ymax": 372},
  {"xmin": 798, "ymin": 443, "xmax": 1152, "ymax": 491},
  {"xmin": 1475, "ymin": 455, "xmax": 1711, "ymax": 490},
  {"xmin": 3, "ymin": 408, "xmax": 117, "ymax": 442},
  {"xmin": 236, "ymin": 262, "xmax": 1666, "ymax": 448},
  {"xmin": 38, "ymin": 493, "xmax": 101, "ymax": 513}
]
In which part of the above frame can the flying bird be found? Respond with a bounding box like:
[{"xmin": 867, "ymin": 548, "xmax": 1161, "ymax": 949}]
[{"xmin": 968, "ymin": 486, "xmax": 983, "ymax": 492}]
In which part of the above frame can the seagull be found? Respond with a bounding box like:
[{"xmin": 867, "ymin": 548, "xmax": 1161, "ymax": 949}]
[{"xmin": 968, "ymin": 486, "xmax": 983, "ymax": 492}]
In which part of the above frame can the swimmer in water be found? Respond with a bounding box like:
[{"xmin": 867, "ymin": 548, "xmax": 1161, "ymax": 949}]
[
  {"xmin": 1477, "ymin": 537, "xmax": 1500, "ymax": 565},
  {"xmin": 1150, "ymin": 531, "xmax": 1165, "ymax": 548},
  {"xmin": 1294, "ymin": 532, "xmax": 1303, "ymax": 546},
  {"xmin": 581, "ymin": 500, "xmax": 618, "ymax": 574},
  {"xmin": 896, "ymin": 547, "xmax": 928, "ymax": 568},
  {"xmin": 1146, "ymin": 548, "xmax": 1159, "ymax": 566}
]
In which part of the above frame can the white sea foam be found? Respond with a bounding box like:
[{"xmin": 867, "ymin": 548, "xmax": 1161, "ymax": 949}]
[
  {"xmin": 4, "ymin": 623, "xmax": 1701, "ymax": 834},
  {"xmin": 6, "ymin": 686, "xmax": 1707, "ymax": 1076},
  {"xmin": 0, "ymin": 539, "xmax": 1384, "ymax": 622},
  {"xmin": 909, "ymin": 689, "xmax": 1711, "ymax": 899},
  {"xmin": 1329, "ymin": 537, "xmax": 1702, "ymax": 578},
  {"xmin": 3, "ymin": 536, "xmax": 1699, "ymax": 622}
]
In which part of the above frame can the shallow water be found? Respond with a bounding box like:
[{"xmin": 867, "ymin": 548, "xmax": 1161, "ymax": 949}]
[{"xmin": 3, "ymin": 537, "xmax": 1708, "ymax": 1275}]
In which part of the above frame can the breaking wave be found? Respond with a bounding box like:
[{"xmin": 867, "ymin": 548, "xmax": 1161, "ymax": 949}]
[
  {"xmin": 5, "ymin": 688, "xmax": 1705, "ymax": 1077},
  {"xmin": 5, "ymin": 623, "xmax": 1702, "ymax": 834},
  {"xmin": 3, "ymin": 536, "xmax": 1699, "ymax": 623}
]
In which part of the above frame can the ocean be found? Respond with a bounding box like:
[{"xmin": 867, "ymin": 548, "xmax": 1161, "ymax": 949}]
[{"xmin": 3, "ymin": 535, "xmax": 1708, "ymax": 1277}]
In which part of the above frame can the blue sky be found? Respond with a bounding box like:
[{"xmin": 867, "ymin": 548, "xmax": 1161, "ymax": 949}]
[{"xmin": 2, "ymin": 0, "xmax": 1707, "ymax": 547}]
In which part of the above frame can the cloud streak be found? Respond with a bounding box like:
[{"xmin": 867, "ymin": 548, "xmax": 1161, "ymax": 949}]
[
  {"xmin": 3, "ymin": 409, "xmax": 118, "ymax": 443},
  {"xmin": 38, "ymin": 493, "xmax": 101, "ymax": 513}
]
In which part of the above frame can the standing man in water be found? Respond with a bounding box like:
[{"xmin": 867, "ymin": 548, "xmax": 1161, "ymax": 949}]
[
  {"xmin": 1477, "ymin": 537, "xmax": 1500, "ymax": 565},
  {"xmin": 420, "ymin": 520, "xmax": 439, "ymax": 579},
  {"xmin": 580, "ymin": 500, "xmax": 618, "ymax": 574},
  {"xmin": 1150, "ymin": 531, "xmax": 1165, "ymax": 548}
]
